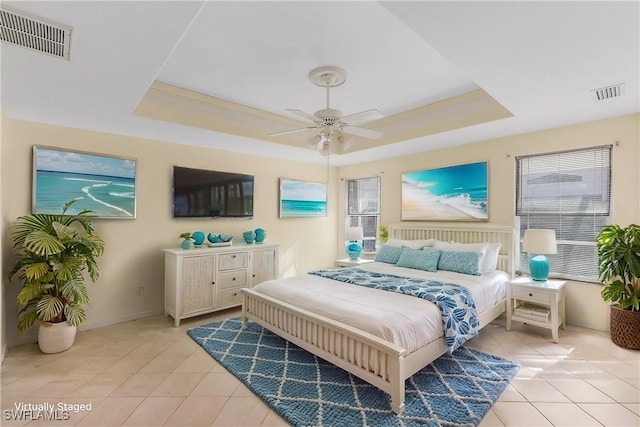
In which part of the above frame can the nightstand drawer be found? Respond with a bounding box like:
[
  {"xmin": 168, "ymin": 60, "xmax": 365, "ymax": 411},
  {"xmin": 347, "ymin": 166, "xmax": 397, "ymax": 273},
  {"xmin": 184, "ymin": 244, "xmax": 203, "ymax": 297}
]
[{"xmin": 511, "ymin": 287, "xmax": 551, "ymax": 303}]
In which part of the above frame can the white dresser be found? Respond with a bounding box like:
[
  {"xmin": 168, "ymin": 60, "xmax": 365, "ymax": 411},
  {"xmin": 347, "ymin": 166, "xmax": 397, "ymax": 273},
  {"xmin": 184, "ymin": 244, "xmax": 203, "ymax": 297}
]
[{"xmin": 163, "ymin": 243, "xmax": 279, "ymax": 326}]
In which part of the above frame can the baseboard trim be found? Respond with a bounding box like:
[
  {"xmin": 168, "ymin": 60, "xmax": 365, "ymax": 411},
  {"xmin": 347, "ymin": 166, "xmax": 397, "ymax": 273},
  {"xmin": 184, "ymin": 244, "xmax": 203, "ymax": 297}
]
[{"xmin": 78, "ymin": 310, "xmax": 165, "ymax": 332}]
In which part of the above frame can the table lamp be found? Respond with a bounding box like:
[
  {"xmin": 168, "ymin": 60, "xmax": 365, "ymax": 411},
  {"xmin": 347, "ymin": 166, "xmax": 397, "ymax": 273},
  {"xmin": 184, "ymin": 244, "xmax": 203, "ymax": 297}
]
[
  {"xmin": 522, "ymin": 229, "xmax": 557, "ymax": 281},
  {"xmin": 345, "ymin": 227, "xmax": 364, "ymax": 261}
]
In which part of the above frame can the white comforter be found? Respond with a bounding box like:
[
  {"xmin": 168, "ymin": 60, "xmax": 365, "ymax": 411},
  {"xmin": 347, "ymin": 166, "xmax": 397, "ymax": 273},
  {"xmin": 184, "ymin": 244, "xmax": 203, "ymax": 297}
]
[{"xmin": 251, "ymin": 262, "xmax": 509, "ymax": 353}]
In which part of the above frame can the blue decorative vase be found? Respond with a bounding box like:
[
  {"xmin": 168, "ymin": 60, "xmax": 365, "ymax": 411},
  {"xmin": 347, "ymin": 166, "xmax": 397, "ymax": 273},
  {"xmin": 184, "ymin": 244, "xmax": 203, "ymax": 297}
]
[
  {"xmin": 192, "ymin": 231, "xmax": 205, "ymax": 246},
  {"xmin": 208, "ymin": 233, "xmax": 223, "ymax": 243},
  {"xmin": 242, "ymin": 230, "xmax": 256, "ymax": 244},
  {"xmin": 181, "ymin": 239, "xmax": 194, "ymax": 250},
  {"xmin": 346, "ymin": 242, "xmax": 363, "ymax": 261},
  {"xmin": 254, "ymin": 228, "xmax": 266, "ymax": 243}
]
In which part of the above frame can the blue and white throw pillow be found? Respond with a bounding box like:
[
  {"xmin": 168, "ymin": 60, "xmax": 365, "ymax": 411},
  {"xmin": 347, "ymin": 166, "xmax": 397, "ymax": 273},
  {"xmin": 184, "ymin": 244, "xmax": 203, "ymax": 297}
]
[
  {"xmin": 375, "ymin": 245, "xmax": 405, "ymax": 264},
  {"xmin": 396, "ymin": 248, "xmax": 441, "ymax": 272},
  {"xmin": 438, "ymin": 251, "xmax": 483, "ymax": 275}
]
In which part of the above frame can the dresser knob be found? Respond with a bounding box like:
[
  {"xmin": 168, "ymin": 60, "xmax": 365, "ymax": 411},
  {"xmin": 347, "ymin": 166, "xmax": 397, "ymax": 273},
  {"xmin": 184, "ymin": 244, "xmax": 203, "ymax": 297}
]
[
  {"xmin": 529, "ymin": 293, "xmax": 533, "ymax": 297},
  {"xmin": 211, "ymin": 282, "xmax": 215, "ymax": 285},
  {"xmin": 232, "ymin": 277, "xmax": 236, "ymax": 281}
]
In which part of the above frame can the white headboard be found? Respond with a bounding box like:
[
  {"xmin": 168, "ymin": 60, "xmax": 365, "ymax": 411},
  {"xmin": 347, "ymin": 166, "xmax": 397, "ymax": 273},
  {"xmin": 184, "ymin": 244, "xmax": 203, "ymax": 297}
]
[{"xmin": 387, "ymin": 223, "xmax": 517, "ymax": 277}]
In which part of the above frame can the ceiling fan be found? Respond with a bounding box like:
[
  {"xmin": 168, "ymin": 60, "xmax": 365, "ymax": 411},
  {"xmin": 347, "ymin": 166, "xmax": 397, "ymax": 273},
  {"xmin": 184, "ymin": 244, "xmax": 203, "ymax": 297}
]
[{"xmin": 269, "ymin": 66, "xmax": 384, "ymax": 155}]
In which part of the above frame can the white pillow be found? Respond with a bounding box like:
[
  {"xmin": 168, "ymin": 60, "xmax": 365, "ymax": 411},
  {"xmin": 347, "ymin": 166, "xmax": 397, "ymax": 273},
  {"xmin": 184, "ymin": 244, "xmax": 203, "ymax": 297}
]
[
  {"xmin": 386, "ymin": 238, "xmax": 436, "ymax": 249},
  {"xmin": 481, "ymin": 243, "xmax": 502, "ymax": 273}
]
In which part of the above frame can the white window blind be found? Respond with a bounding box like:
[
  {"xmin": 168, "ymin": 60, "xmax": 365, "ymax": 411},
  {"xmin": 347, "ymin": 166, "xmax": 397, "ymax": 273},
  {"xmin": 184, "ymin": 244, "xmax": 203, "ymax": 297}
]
[
  {"xmin": 346, "ymin": 176, "xmax": 380, "ymax": 252},
  {"xmin": 516, "ymin": 145, "xmax": 612, "ymax": 282}
]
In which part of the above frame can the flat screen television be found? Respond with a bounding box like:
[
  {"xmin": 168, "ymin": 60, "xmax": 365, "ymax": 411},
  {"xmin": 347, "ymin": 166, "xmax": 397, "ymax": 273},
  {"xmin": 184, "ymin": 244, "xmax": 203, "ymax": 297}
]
[{"xmin": 172, "ymin": 166, "xmax": 254, "ymax": 218}]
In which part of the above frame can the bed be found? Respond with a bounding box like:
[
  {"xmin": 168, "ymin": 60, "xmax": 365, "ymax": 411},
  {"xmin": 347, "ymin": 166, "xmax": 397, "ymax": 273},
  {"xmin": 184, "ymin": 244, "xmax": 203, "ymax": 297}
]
[{"xmin": 241, "ymin": 223, "xmax": 516, "ymax": 414}]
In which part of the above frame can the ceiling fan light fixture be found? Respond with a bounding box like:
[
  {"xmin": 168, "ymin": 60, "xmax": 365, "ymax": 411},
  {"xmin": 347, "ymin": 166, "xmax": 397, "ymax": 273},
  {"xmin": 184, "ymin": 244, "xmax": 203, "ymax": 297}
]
[{"xmin": 270, "ymin": 65, "xmax": 384, "ymax": 155}]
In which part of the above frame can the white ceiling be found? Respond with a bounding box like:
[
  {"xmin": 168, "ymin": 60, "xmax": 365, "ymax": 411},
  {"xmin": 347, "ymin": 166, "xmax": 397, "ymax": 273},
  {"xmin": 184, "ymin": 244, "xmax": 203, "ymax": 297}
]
[{"xmin": 1, "ymin": 1, "xmax": 638, "ymax": 167}]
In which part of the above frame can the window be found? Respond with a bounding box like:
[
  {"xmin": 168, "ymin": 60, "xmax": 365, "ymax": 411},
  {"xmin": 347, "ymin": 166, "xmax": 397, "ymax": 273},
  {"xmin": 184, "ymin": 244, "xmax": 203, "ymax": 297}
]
[
  {"xmin": 516, "ymin": 145, "xmax": 612, "ymax": 282},
  {"xmin": 346, "ymin": 176, "xmax": 380, "ymax": 252}
]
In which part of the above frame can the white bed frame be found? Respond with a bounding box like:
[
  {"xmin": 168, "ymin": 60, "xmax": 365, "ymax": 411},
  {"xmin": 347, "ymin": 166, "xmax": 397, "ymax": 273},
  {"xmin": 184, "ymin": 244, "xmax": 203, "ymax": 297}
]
[{"xmin": 242, "ymin": 223, "xmax": 516, "ymax": 414}]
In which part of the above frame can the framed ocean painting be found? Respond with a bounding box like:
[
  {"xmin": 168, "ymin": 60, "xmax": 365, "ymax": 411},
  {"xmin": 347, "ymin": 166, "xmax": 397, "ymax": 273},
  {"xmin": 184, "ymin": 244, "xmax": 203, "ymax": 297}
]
[
  {"xmin": 279, "ymin": 178, "xmax": 327, "ymax": 218},
  {"xmin": 401, "ymin": 161, "xmax": 488, "ymax": 221},
  {"xmin": 33, "ymin": 146, "xmax": 137, "ymax": 219}
]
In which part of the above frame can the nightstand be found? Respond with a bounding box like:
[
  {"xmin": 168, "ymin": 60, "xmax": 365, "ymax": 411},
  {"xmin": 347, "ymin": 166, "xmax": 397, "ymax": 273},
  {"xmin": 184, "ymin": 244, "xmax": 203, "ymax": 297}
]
[
  {"xmin": 335, "ymin": 258, "xmax": 375, "ymax": 268},
  {"xmin": 506, "ymin": 277, "xmax": 567, "ymax": 343}
]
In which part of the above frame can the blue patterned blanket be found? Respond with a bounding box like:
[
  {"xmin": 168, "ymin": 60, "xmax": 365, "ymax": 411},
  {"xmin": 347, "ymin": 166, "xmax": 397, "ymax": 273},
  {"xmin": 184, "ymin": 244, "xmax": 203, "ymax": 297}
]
[{"xmin": 308, "ymin": 268, "xmax": 479, "ymax": 352}]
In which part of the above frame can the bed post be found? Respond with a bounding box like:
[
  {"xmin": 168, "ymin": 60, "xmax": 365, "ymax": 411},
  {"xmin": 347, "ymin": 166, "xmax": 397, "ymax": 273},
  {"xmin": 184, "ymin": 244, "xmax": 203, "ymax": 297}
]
[
  {"xmin": 389, "ymin": 358, "xmax": 405, "ymax": 414},
  {"xmin": 241, "ymin": 291, "xmax": 248, "ymax": 330}
]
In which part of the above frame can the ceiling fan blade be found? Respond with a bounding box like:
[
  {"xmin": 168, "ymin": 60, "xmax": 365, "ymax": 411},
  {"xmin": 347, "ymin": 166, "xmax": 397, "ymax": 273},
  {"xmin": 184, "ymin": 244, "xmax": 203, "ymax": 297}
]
[
  {"xmin": 340, "ymin": 109, "xmax": 384, "ymax": 126},
  {"xmin": 268, "ymin": 127, "xmax": 315, "ymax": 137},
  {"xmin": 285, "ymin": 109, "xmax": 317, "ymax": 123},
  {"xmin": 341, "ymin": 125, "xmax": 383, "ymax": 140}
]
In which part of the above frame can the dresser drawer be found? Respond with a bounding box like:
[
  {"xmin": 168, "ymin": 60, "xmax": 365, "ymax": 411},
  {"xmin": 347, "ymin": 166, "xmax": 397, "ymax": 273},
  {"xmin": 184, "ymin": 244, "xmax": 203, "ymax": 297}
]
[
  {"xmin": 218, "ymin": 270, "xmax": 248, "ymax": 289},
  {"xmin": 218, "ymin": 252, "xmax": 248, "ymax": 271},
  {"xmin": 218, "ymin": 288, "xmax": 243, "ymax": 308},
  {"xmin": 511, "ymin": 287, "xmax": 551, "ymax": 304}
]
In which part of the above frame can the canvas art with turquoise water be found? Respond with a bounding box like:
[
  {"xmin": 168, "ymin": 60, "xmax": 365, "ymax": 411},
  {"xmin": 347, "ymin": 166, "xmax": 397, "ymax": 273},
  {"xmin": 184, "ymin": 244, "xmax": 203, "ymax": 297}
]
[
  {"xmin": 33, "ymin": 147, "xmax": 137, "ymax": 218},
  {"xmin": 279, "ymin": 179, "xmax": 327, "ymax": 218},
  {"xmin": 402, "ymin": 161, "xmax": 488, "ymax": 221}
]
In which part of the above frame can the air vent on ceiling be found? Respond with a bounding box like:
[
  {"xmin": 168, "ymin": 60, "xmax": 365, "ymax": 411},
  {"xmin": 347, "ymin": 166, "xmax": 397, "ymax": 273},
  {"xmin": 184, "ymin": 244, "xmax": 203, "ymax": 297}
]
[
  {"xmin": 0, "ymin": 6, "xmax": 72, "ymax": 60},
  {"xmin": 591, "ymin": 83, "xmax": 625, "ymax": 101}
]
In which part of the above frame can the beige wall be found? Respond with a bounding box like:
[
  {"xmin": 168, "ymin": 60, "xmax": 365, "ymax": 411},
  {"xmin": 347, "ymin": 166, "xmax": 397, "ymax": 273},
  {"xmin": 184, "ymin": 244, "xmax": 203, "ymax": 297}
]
[
  {"xmin": 2, "ymin": 119, "xmax": 338, "ymax": 347},
  {"xmin": 2, "ymin": 113, "xmax": 638, "ymax": 347},
  {"xmin": 338, "ymin": 113, "xmax": 640, "ymax": 331}
]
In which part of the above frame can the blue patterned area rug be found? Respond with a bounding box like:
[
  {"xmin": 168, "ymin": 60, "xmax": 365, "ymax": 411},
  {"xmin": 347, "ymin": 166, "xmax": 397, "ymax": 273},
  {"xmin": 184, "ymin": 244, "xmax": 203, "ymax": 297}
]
[{"xmin": 187, "ymin": 317, "xmax": 519, "ymax": 427}]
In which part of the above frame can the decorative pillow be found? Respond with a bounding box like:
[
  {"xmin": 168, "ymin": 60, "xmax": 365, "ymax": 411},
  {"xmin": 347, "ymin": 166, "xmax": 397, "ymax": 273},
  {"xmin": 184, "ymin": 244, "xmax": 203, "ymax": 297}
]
[
  {"xmin": 396, "ymin": 248, "xmax": 441, "ymax": 272},
  {"xmin": 434, "ymin": 241, "xmax": 487, "ymax": 270},
  {"xmin": 437, "ymin": 251, "xmax": 483, "ymax": 275},
  {"xmin": 375, "ymin": 245, "xmax": 405, "ymax": 264},
  {"xmin": 481, "ymin": 243, "xmax": 502, "ymax": 273},
  {"xmin": 386, "ymin": 238, "xmax": 436, "ymax": 249}
]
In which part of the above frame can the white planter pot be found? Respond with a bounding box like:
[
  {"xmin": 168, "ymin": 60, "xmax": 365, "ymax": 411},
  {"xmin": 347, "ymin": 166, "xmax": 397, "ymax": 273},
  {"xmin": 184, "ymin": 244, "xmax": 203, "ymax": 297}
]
[{"xmin": 38, "ymin": 321, "xmax": 77, "ymax": 354}]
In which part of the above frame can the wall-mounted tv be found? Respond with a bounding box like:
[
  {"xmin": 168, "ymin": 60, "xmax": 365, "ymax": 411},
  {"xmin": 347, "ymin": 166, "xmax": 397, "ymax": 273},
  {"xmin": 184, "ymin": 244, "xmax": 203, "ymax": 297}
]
[{"xmin": 172, "ymin": 166, "xmax": 254, "ymax": 218}]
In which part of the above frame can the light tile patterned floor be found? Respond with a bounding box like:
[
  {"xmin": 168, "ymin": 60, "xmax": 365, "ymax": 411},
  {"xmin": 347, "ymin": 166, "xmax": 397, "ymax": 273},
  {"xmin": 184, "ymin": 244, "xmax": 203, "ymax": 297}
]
[{"xmin": 1, "ymin": 308, "xmax": 638, "ymax": 426}]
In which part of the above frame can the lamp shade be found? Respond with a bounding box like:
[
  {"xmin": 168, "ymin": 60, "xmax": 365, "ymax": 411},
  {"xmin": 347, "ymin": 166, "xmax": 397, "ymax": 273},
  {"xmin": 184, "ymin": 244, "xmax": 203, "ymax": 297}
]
[
  {"xmin": 523, "ymin": 229, "xmax": 557, "ymax": 254},
  {"xmin": 345, "ymin": 227, "xmax": 364, "ymax": 242}
]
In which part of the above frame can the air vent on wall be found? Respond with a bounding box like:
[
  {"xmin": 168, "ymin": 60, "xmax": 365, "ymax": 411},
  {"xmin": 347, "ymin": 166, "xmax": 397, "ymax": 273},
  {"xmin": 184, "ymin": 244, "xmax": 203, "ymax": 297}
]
[
  {"xmin": 591, "ymin": 83, "xmax": 625, "ymax": 101},
  {"xmin": 0, "ymin": 6, "xmax": 71, "ymax": 60}
]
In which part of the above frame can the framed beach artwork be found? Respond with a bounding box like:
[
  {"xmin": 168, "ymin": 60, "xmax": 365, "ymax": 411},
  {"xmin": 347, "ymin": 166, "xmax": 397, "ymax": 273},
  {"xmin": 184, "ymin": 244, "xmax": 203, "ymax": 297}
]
[
  {"xmin": 279, "ymin": 178, "xmax": 327, "ymax": 218},
  {"xmin": 401, "ymin": 161, "xmax": 488, "ymax": 221},
  {"xmin": 32, "ymin": 146, "xmax": 137, "ymax": 219}
]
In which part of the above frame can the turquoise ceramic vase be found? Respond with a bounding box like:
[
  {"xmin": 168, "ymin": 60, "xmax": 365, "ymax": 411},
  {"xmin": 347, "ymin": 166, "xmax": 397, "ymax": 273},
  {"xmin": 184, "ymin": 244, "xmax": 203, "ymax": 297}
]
[
  {"xmin": 243, "ymin": 230, "xmax": 256, "ymax": 244},
  {"xmin": 181, "ymin": 239, "xmax": 194, "ymax": 250},
  {"xmin": 254, "ymin": 228, "xmax": 266, "ymax": 243},
  {"xmin": 192, "ymin": 231, "xmax": 206, "ymax": 246}
]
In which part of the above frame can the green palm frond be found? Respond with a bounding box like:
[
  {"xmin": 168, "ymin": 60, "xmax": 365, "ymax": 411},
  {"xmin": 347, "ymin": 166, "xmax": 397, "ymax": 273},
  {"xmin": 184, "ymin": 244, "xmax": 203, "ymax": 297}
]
[
  {"xmin": 64, "ymin": 305, "xmax": 87, "ymax": 327},
  {"xmin": 17, "ymin": 303, "xmax": 38, "ymax": 332},
  {"xmin": 23, "ymin": 230, "xmax": 65, "ymax": 256},
  {"xmin": 16, "ymin": 282, "xmax": 46, "ymax": 305},
  {"xmin": 24, "ymin": 262, "xmax": 51, "ymax": 283},
  {"xmin": 51, "ymin": 256, "xmax": 85, "ymax": 283},
  {"xmin": 37, "ymin": 295, "xmax": 65, "ymax": 322},
  {"xmin": 61, "ymin": 277, "xmax": 90, "ymax": 306}
]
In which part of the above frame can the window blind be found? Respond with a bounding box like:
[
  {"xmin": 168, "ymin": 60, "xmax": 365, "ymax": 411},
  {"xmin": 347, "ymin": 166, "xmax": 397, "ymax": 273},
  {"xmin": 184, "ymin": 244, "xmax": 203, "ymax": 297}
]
[
  {"xmin": 346, "ymin": 176, "xmax": 380, "ymax": 252},
  {"xmin": 516, "ymin": 145, "xmax": 612, "ymax": 282}
]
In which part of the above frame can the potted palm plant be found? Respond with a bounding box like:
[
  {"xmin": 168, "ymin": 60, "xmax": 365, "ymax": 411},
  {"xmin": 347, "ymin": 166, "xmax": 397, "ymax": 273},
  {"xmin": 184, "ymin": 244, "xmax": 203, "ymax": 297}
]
[
  {"xmin": 7, "ymin": 200, "xmax": 105, "ymax": 353},
  {"xmin": 596, "ymin": 223, "xmax": 640, "ymax": 349}
]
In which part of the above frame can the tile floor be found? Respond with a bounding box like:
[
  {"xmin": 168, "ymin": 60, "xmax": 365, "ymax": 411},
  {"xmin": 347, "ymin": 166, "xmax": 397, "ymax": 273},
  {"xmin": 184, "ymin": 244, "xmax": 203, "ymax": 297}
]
[{"xmin": 1, "ymin": 308, "xmax": 639, "ymax": 427}]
